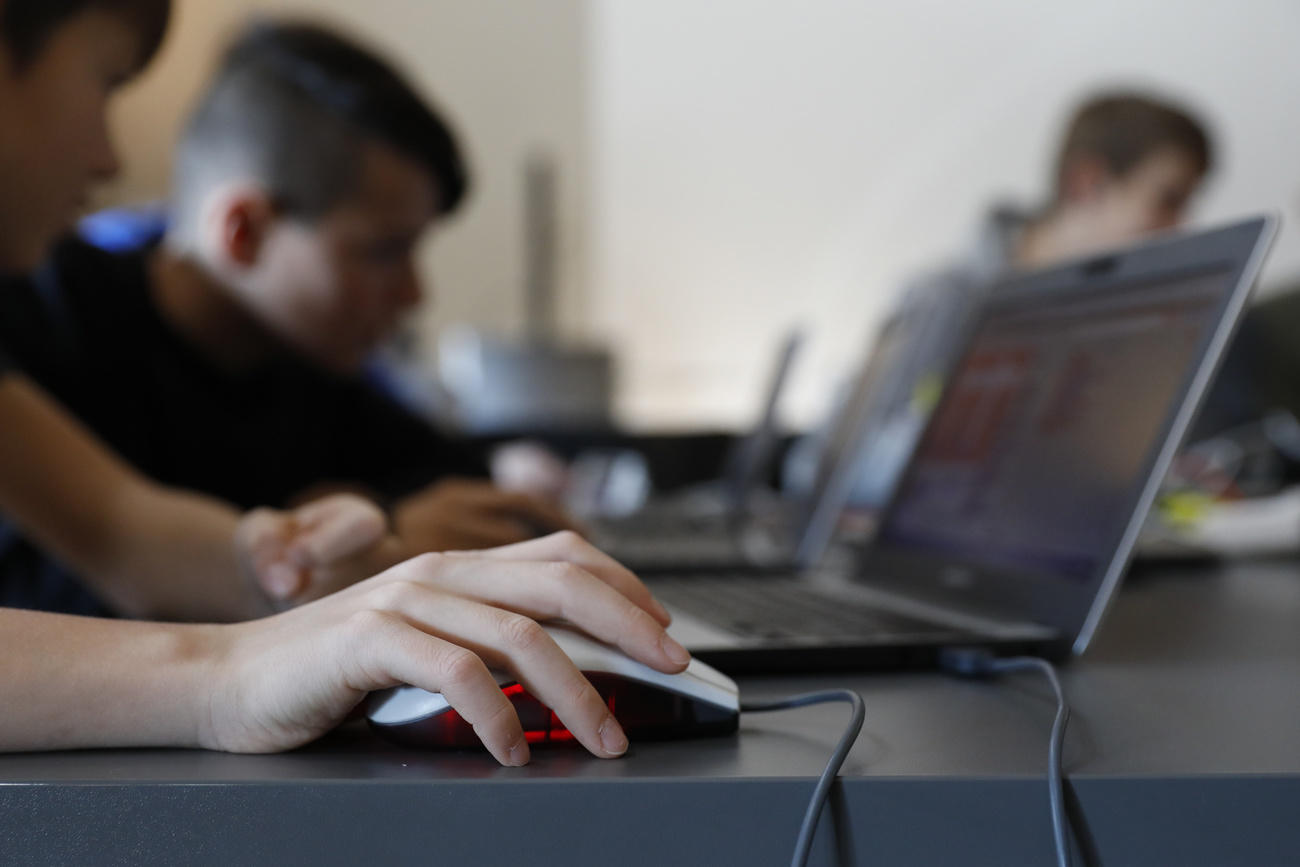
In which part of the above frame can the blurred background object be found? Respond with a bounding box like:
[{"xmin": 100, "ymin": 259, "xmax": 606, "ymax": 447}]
[
  {"xmin": 434, "ymin": 152, "xmax": 616, "ymax": 435},
  {"xmin": 97, "ymin": 0, "xmax": 1300, "ymax": 438},
  {"xmin": 437, "ymin": 324, "xmax": 614, "ymax": 434}
]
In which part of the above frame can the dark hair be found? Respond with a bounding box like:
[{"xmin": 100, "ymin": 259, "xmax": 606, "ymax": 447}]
[
  {"xmin": 0, "ymin": 0, "xmax": 170, "ymax": 70},
  {"xmin": 1053, "ymin": 92, "xmax": 1213, "ymax": 198},
  {"xmin": 171, "ymin": 20, "xmax": 468, "ymax": 237}
]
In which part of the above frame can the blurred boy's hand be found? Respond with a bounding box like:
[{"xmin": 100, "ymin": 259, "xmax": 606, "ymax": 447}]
[
  {"xmin": 393, "ymin": 477, "xmax": 583, "ymax": 553},
  {"xmin": 235, "ymin": 479, "xmax": 585, "ymax": 614},
  {"xmin": 236, "ymin": 494, "xmax": 405, "ymax": 610}
]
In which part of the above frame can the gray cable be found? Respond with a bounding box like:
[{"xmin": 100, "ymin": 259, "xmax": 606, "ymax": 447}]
[
  {"xmin": 985, "ymin": 657, "xmax": 1072, "ymax": 867},
  {"xmin": 740, "ymin": 689, "xmax": 867, "ymax": 867},
  {"xmin": 939, "ymin": 648, "xmax": 1074, "ymax": 867}
]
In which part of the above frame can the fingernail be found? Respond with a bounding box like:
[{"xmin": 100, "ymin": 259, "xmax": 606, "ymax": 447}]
[
  {"xmin": 265, "ymin": 563, "xmax": 298, "ymax": 599},
  {"xmin": 599, "ymin": 715, "xmax": 628, "ymax": 756},
  {"xmin": 286, "ymin": 544, "xmax": 313, "ymax": 568},
  {"xmin": 661, "ymin": 633, "xmax": 691, "ymax": 667},
  {"xmin": 507, "ymin": 739, "xmax": 530, "ymax": 766}
]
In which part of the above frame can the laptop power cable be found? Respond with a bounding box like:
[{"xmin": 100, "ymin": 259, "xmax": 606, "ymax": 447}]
[
  {"xmin": 740, "ymin": 689, "xmax": 866, "ymax": 867},
  {"xmin": 938, "ymin": 647, "xmax": 1077, "ymax": 867}
]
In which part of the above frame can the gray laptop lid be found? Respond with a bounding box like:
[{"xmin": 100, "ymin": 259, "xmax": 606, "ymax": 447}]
[
  {"xmin": 856, "ymin": 216, "xmax": 1276, "ymax": 654},
  {"xmin": 721, "ymin": 327, "xmax": 805, "ymax": 516},
  {"xmin": 790, "ymin": 318, "xmax": 912, "ymax": 566}
]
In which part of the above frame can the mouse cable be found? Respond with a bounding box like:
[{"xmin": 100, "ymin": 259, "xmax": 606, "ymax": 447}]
[
  {"xmin": 938, "ymin": 648, "xmax": 1074, "ymax": 867},
  {"xmin": 740, "ymin": 689, "xmax": 866, "ymax": 867}
]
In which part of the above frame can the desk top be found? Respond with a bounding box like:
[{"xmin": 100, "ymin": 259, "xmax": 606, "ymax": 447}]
[{"xmin": 3, "ymin": 562, "xmax": 1299, "ymax": 866}]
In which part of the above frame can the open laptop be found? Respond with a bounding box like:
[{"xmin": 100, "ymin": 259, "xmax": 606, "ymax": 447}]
[
  {"xmin": 590, "ymin": 328, "xmax": 803, "ymax": 572},
  {"xmin": 596, "ymin": 323, "xmax": 907, "ymax": 574},
  {"xmin": 599, "ymin": 326, "xmax": 803, "ymax": 529},
  {"xmin": 654, "ymin": 216, "xmax": 1276, "ymax": 672}
]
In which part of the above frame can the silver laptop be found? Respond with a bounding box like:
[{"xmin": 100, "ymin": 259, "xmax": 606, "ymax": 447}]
[
  {"xmin": 597, "ymin": 324, "xmax": 907, "ymax": 574},
  {"xmin": 591, "ymin": 328, "xmax": 803, "ymax": 572},
  {"xmin": 654, "ymin": 216, "xmax": 1276, "ymax": 672}
]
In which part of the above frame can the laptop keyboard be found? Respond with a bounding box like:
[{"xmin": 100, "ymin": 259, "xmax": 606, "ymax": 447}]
[
  {"xmin": 605, "ymin": 537, "xmax": 752, "ymax": 571},
  {"xmin": 650, "ymin": 575, "xmax": 952, "ymax": 641}
]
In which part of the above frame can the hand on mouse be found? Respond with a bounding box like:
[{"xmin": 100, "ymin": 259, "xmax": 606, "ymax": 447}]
[
  {"xmin": 440, "ymin": 530, "xmax": 672, "ymax": 627},
  {"xmin": 203, "ymin": 532, "xmax": 689, "ymax": 765},
  {"xmin": 235, "ymin": 494, "xmax": 406, "ymax": 610},
  {"xmin": 392, "ymin": 477, "xmax": 583, "ymax": 552}
]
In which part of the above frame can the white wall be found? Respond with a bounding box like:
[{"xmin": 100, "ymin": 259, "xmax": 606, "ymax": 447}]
[{"xmin": 588, "ymin": 0, "xmax": 1300, "ymax": 430}]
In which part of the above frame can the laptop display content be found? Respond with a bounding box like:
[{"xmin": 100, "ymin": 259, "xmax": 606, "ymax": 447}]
[
  {"xmin": 882, "ymin": 269, "xmax": 1229, "ymax": 580},
  {"xmin": 657, "ymin": 217, "xmax": 1275, "ymax": 672}
]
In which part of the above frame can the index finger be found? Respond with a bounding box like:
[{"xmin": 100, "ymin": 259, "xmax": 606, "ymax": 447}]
[
  {"xmin": 450, "ymin": 531, "xmax": 671, "ymax": 626},
  {"xmin": 417, "ymin": 555, "xmax": 688, "ymax": 675}
]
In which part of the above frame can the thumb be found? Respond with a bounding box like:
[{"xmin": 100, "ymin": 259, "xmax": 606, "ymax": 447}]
[
  {"xmin": 235, "ymin": 507, "xmax": 305, "ymax": 603},
  {"xmin": 284, "ymin": 494, "xmax": 388, "ymax": 568}
]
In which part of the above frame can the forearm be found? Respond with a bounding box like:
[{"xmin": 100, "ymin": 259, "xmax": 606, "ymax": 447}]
[
  {"xmin": 0, "ymin": 377, "xmax": 266, "ymax": 621},
  {"xmin": 0, "ymin": 608, "xmax": 219, "ymax": 751},
  {"xmin": 103, "ymin": 479, "xmax": 269, "ymax": 621}
]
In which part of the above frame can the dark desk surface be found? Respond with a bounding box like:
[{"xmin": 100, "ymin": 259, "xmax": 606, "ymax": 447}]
[{"xmin": 3, "ymin": 562, "xmax": 1299, "ymax": 866}]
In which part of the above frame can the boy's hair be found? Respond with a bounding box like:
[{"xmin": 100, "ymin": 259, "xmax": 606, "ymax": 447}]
[
  {"xmin": 0, "ymin": 0, "xmax": 170, "ymax": 70},
  {"xmin": 170, "ymin": 20, "xmax": 468, "ymax": 240},
  {"xmin": 1053, "ymin": 92, "xmax": 1213, "ymax": 198}
]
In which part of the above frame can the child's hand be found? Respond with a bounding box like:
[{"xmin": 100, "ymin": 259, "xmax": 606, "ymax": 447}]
[
  {"xmin": 205, "ymin": 534, "xmax": 689, "ymax": 763},
  {"xmin": 235, "ymin": 494, "xmax": 404, "ymax": 610}
]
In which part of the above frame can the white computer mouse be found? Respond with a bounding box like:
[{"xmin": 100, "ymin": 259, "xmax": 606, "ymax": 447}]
[{"xmin": 366, "ymin": 623, "xmax": 739, "ymax": 749}]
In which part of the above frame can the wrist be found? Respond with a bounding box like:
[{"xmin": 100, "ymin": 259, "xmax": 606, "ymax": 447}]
[
  {"xmin": 82, "ymin": 619, "xmax": 233, "ymax": 751},
  {"xmin": 110, "ymin": 620, "xmax": 232, "ymax": 750},
  {"xmin": 181, "ymin": 623, "xmax": 236, "ymax": 750}
]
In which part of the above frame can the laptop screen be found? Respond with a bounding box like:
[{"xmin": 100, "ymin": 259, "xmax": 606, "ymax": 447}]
[
  {"xmin": 791, "ymin": 317, "xmax": 910, "ymax": 563},
  {"xmin": 874, "ymin": 267, "xmax": 1231, "ymax": 582},
  {"xmin": 811, "ymin": 321, "xmax": 906, "ymax": 501},
  {"xmin": 722, "ymin": 328, "xmax": 803, "ymax": 514}
]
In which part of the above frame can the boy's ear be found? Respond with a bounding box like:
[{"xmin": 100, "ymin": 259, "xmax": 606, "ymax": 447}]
[
  {"xmin": 204, "ymin": 185, "xmax": 276, "ymax": 268},
  {"xmin": 1058, "ymin": 154, "xmax": 1113, "ymax": 206}
]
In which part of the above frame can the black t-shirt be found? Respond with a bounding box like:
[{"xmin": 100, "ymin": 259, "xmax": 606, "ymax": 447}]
[
  {"xmin": 0, "ymin": 315, "xmax": 91, "ymax": 612},
  {"xmin": 0, "ymin": 236, "xmax": 487, "ymax": 614},
  {"xmin": 0, "ymin": 260, "xmax": 116, "ymax": 614},
  {"xmin": 0, "ymin": 302, "xmax": 12, "ymax": 376}
]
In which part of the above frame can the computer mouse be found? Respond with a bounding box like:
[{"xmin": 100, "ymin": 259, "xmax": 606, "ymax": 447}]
[{"xmin": 366, "ymin": 623, "xmax": 740, "ymax": 749}]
